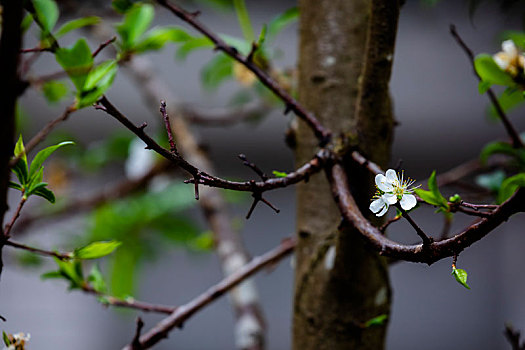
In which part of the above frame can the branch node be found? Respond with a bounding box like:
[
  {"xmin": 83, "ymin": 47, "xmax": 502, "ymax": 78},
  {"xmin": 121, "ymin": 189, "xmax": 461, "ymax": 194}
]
[
  {"xmin": 131, "ymin": 317, "xmax": 145, "ymax": 350},
  {"xmin": 238, "ymin": 154, "xmax": 268, "ymax": 181}
]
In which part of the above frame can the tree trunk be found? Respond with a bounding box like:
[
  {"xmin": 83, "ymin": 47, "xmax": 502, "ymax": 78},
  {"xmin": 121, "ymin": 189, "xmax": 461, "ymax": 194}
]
[{"xmin": 293, "ymin": 1, "xmax": 400, "ymax": 349}]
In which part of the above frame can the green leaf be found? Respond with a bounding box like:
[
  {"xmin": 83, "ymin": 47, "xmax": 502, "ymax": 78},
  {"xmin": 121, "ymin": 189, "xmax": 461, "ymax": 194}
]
[
  {"xmin": 83, "ymin": 60, "xmax": 117, "ymax": 92},
  {"xmin": 414, "ymin": 171, "xmax": 449, "ymax": 210},
  {"xmin": 267, "ymin": 7, "xmax": 298, "ymax": 42},
  {"xmin": 8, "ymin": 181, "xmax": 23, "ymax": 191},
  {"xmin": 272, "ymin": 170, "xmax": 288, "ymax": 178},
  {"xmin": 489, "ymin": 87, "xmax": 525, "ymax": 119},
  {"xmin": 29, "ymin": 141, "xmax": 74, "ymax": 180},
  {"xmin": 55, "ymin": 16, "xmax": 101, "ymax": 38},
  {"xmin": 233, "ymin": 0, "xmax": 255, "ymax": 42},
  {"xmin": 498, "ymin": 173, "xmax": 525, "ymax": 203},
  {"xmin": 12, "ymin": 135, "xmax": 28, "ymax": 186},
  {"xmin": 74, "ymin": 240, "xmax": 122, "ymax": 260},
  {"xmin": 175, "ymin": 36, "xmax": 214, "ymax": 60},
  {"xmin": 116, "ymin": 4, "xmax": 154, "ymax": 50},
  {"xmin": 3, "ymin": 331, "xmax": 11, "ymax": 346},
  {"xmin": 88, "ymin": 264, "xmax": 107, "ymax": 293},
  {"xmin": 26, "ymin": 167, "xmax": 44, "ymax": 195},
  {"xmin": 474, "ymin": 54, "xmax": 515, "ymax": 88},
  {"xmin": 32, "ymin": 0, "xmax": 59, "ymax": 33},
  {"xmin": 40, "ymin": 271, "xmax": 64, "ymax": 280},
  {"xmin": 43, "ymin": 258, "xmax": 84, "ymax": 290},
  {"xmin": 21, "ymin": 13, "xmax": 34, "ymax": 33},
  {"xmin": 452, "ymin": 267, "xmax": 471, "ymax": 290},
  {"xmin": 55, "ymin": 39, "xmax": 94, "ymax": 91},
  {"xmin": 190, "ymin": 232, "xmax": 214, "ymax": 251},
  {"xmin": 77, "ymin": 62, "xmax": 118, "ymax": 108},
  {"xmin": 364, "ymin": 314, "xmax": 388, "ymax": 328},
  {"xmin": 26, "ymin": 181, "xmax": 49, "ymax": 197},
  {"xmin": 42, "ymin": 81, "xmax": 69, "ymax": 103},
  {"xmin": 32, "ymin": 186, "xmax": 56, "ymax": 203},
  {"xmin": 475, "ymin": 170, "xmax": 506, "ymax": 192},
  {"xmin": 478, "ymin": 81, "xmax": 491, "ymax": 94},
  {"xmin": 201, "ymin": 53, "xmax": 234, "ymax": 90},
  {"xmin": 480, "ymin": 141, "xmax": 516, "ymax": 164},
  {"xmin": 134, "ymin": 26, "xmax": 192, "ymax": 53}
]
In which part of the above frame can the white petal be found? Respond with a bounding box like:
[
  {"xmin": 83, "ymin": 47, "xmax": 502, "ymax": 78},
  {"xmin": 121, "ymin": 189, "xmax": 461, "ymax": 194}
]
[
  {"xmin": 370, "ymin": 198, "xmax": 385, "ymax": 213},
  {"xmin": 375, "ymin": 174, "xmax": 391, "ymax": 192},
  {"xmin": 400, "ymin": 194, "xmax": 417, "ymax": 210},
  {"xmin": 383, "ymin": 193, "xmax": 398, "ymax": 205},
  {"xmin": 502, "ymin": 40, "xmax": 518, "ymax": 57},
  {"xmin": 493, "ymin": 53, "xmax": 509, "ymax": 70},
  {"xmin": 376, "ymin": 205, "xmax": 388, "ymax": 217},
  {"xmin": 385, "ymin": 169, "xmax": 398, "ymax": 183}
]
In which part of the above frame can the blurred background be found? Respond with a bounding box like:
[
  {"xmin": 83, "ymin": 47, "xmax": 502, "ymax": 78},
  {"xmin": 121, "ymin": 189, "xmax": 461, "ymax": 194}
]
[{"xmin": 2, "ymin": 0, "xmax": 525, "ymax": 349}]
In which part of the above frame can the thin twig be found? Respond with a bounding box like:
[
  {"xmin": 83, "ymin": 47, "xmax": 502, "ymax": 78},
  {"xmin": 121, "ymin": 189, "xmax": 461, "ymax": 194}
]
[
  {"xmin": 122, "ymin": 237, "xmax": 296, "ymax": 350},
  {"xmin": 4, "ymin": 240, "xmax": 71, "ymax": 260},
  {"xmin": 450, "ymin": 24, "xmax": 524, "ymax": 149},
  {"xmin": 504, "ymin": 324, "xmax": 525, "ymax": 350},
  {"xmin": 92, "ymin": 36, "xmax": 117, "ymax": 58},
  {"xmin": 155, "ymin": 0, "xmax": 331, "ymax": 145},
  {"xmin": 3, "ymin": 197, "xmax": 27, "ymax": 238},
  {"xmin": 160, "ymin": 100, "xmax": 178, "ymax": 153},
  {"xmin": 396, "ymin": 204, "xmax": 433, "ymax": 245},
  {"xmin": 131, "ymin": 318, "xmax": 145, "ymax": 350}
]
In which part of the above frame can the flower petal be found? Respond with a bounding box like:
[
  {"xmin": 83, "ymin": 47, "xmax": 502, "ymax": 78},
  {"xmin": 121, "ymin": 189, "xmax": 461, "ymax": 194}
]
[
  {"xmin": 375, "ymin": 174, "xmax": 392, "ymax": 192},
  {"xmin": 502, "ymin": 40, "xmax": 518, "ymax": 57},
  {"xmin": 383, "ymin": 193, "xmax": 397, "ymax": 205},
  {"xmin": 370, "ymin": 198, "xmax": 385, "ymax": 213},
  {"xmin": 385, "ymin": 169, "xmax": 398, "ymax": 184},
  {"xmin": 400, "ymin": 194, "xmax": 417, "ymax": 211},
  {"xmin": 376, "ymin": 205, "xmax": 388, "ymax": 217}
]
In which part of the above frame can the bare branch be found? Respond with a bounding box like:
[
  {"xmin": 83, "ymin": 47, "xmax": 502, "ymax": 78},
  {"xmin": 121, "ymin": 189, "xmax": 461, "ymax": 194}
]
[
  {"xmin": 122, "ymin": 238, "xmax": 296, "ymax": 350},
  {"xmin": 155, "ymin": 0, "xmax": 331, "ymax": 144},
  {"xmin": 3, "ymin": 197, "xmax": 27, "ymax": 238},
  {"xmin": 4, "ymin": 240, "xmax": 71, "ymax": 260}
]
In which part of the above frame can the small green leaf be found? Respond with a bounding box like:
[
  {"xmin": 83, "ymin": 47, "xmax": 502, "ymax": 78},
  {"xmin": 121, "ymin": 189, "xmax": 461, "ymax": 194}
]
[
  {"xmin": 233, "ymin": 0, "xmax": 255, "ymax": 42},
  {"xmin": 489, "ymin": 88, "xmax": 525, "ymax": 119},
  {"xmin": 175, "ymin": 36, "xmax": 214, "ymax": 60},
  {"xmin": 201, "ymin": 53, "xmax": 234, "ymax": 90},
  {"xmin": 3, "ymin": 331, "xmax": 11, "ymax": 346},
  {"xmin": 267, "ymin": 7, "xmax": 298, "ymax": 42},
  {"xmin": 83, "ymin": 60, "xmax": 117, "ymax": 92},
  {"xmin": 88, "ymin": 264, "xmax": 107, "ymax": 293},
  {"xmin": 8, "ymin": 181, "xmax": 23, "ymax": 191},
  {"xmin": 498, "ymin": 173, "xmax": 525, "ymax": 203},
  {"xmin": 272, "ymin": 170, "xmax": 288, "ymax": 178},
  {"xmin": 41, "ymin": 271, "xmax": 64, "ymax": 280},
  {"xmin": 55, "ymin": 16, "xmax": 101, "ymax": 38},
  {"xmin": 480, "ymin": 141, "xmax": 516, "ymax": 164},
  {"xmin": 116, "ymin": 4, "xmax": 154, "ymax": 50},
  {"xmin": 474, "ymin": 54, "xmax": 515, "ymax": 88},
  {"xmin": 476, "ymin": 170, "xmax": 506, "ymax": 192},
  {"xmin": 27, "ymin": 182, "xmax": 49, "ymax": 197},
  {"xmin": 42, "ymin": 81, "xmax": 69, "ymax": 103},
  {"xmin": 190, "ymin": 232, "xmax": 214, "ymax": 251},
  {"xmin": 448, "ymin": 194, "xmax": 461, "ymax": 203},
  {"xmin": 21, "ymin": 13, "xmax": 34, "ymax": 33},
  {"xmin": 478, "ymin": 81, "xmax": 491, "ymax": 94},
  {"xmin": 29, "ymin": 141, "xmax": 74, "ymax": 180},
  {"xmin": 414, "ymin": 171, "xmax": 449, "ymax": 210},
  {"xmin": 364, "ymin": 314, "xmax": 388, "ymax": 327},
  {"xmin": 134, "ymin": 26, "xmax": 192, "ymax": 53},
  {"xmin": 55, "ymin": 39, "xmax": 94, "ymax": 91},
  {"xmin": 32, "ymin": 186, "xmax": 56, "ymax": 203},
  {"xmin": 12, "ymin": 135, "xmax": 28, "ymax": 186},
  {"xmin": 43, "ymin": 258, "xmax": 84, "ymax": 290},
  {"xmin": 77, "ymin": 61, "xmax": 118, "ymax": 108},
  {"xmin": 452, "ymin": 267, "xmax": 471, "ymax": 290},
  {"xmin": 32, "ymin": 0, "xmax": 59, "ymax": 33},
  {"xmin": 112, "ymin": 0, "xmax": 136, "ymax": 13},
  {"xmin": 74, "ymin": 240, "xmax": 122, "ymax": 260}
]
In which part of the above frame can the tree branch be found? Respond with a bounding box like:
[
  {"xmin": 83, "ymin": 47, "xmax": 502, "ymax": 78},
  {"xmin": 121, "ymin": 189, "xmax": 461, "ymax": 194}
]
[
  {"xmin": 121, "ymin": 237, "xmax": 296, "ymax": 350},
  {"xmin": 155, "ymin": 0, "xmax": 331, "ymax": 144},
  {"xmin": 327, "ymin": 162, "xmax": 525, "ymax": 265}
]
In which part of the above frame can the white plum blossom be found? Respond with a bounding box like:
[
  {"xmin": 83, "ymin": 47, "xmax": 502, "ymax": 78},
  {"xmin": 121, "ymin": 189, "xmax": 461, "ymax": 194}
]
[
  {"xmin": 493, "ymin": 39, "xmax": 525, "ymax": 77},
  {"xmin": 370, "ymin": 169, "xmax": 417, "ymax": 217},
  {"xmin": 2, "ymin": 332, "xmax": 30, "ymax": 350}
]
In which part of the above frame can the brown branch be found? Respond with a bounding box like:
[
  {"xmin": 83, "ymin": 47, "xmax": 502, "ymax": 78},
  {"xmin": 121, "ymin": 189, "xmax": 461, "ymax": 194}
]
[
  {"xmin": 328, "ymin": 162, "xmax": 525, "ymax": 265},
  {"xmin": 396, "ymin": 204, "xmax": 433, "ymax": 245},
  {"xmin": 504, "ymin": 324, "xmax": 525, "ymax": 350},
  {"xmin": 4, "ymin": 240, "xmax": 71, "ymax": 260},
  {"xmin": 121, "ymin": 237, "xmax": 296, "ymax": 350},
  {"xmin": 81, "ymin": 284, "xmax": 176, "ymax": 314},
  {"xmin": 155, "ymin": 0, "xmax": 331, "ymax": 145},
  {"xmin": 122, "ymin": 54, "xmax": 268, "ymax": 349},
  {"xmin": 159, "ymin": 100, "xmax": 178, "ymax": 154},
  {"xmin": 96, "ymin": 95, "xmax": 326, "ymax": 195},
  {"xmin": 131, "ymin": 318, "xmax": 145, "ymax": 350},
  {"xmin": 92, "ymin": 36, "xmax": 117, "ymax": 58},
  {"xmin": 450, "ymin": 25, "xmax": 524, "ymax": 149},
  {"xmin": 3, "ymin": 197, "xmax": 27, "ymax": 238}
]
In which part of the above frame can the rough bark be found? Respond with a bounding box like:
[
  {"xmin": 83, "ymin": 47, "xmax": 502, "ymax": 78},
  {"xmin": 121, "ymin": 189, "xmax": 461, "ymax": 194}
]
[{"xmin": 293, "ymin": 1, "xmax": 400, "ymax": 349}]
